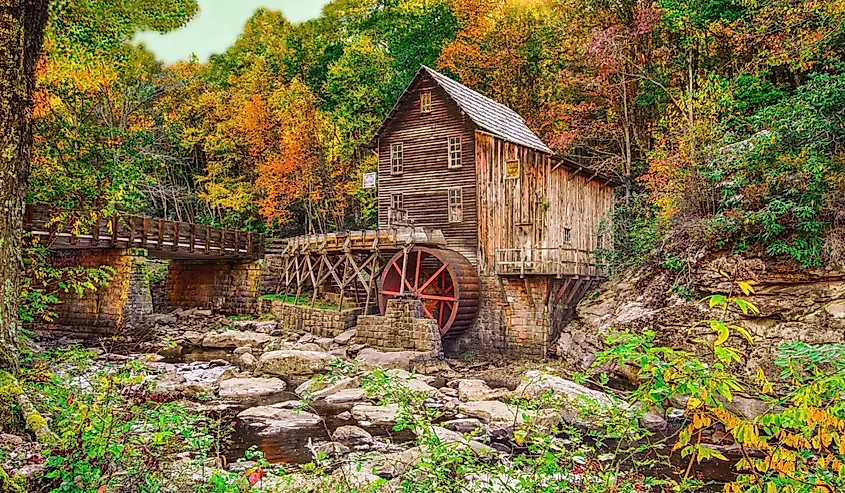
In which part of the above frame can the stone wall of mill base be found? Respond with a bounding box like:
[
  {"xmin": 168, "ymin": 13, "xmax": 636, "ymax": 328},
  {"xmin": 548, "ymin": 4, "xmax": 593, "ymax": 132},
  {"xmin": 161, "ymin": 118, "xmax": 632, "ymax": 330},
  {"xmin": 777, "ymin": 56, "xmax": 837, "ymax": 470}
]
[
  {"xmin": 260, "ymin": 299, "xmax": 362, "ymax": 338},
  {"xmin": 445, "ymin": 276, "xmax": 579, "ymax": 359},
  {"xmin": 356, "ymin": 299, "xmax": 443, "ymax": 354},
  {"xmin": 40, "ymin": 249, "xmax": 153, "ymax": 336}
]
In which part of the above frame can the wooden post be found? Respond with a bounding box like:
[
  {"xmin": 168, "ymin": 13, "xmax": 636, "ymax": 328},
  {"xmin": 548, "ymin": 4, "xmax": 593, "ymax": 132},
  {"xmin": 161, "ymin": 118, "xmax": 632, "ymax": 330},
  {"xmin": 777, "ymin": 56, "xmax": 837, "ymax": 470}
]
[
  {"xmin": 189, "ymin": 224, "xmax": 196, "ymax": 253},
  {"xmin": 110, "ymin": 215, "xmax": 118, "ymax": 247},
  {"xmin": 363, "ymin": 255, "xmax": 376, "ymax": 315},
  {"xmin": 157, "ymin": 219, "xmax": 164, "ymax": 250},
  {"xmin": 128, "ymin": 216, "xmax": 135, "ymax": 247},
  {"xmin": 234, "ymin": 230, "xmax": 241, "ymax": 255},
  {"xmin": 92, "ymin": 217, "xmax": 100, "ymax": 246},
  {"xmin": 141, "ymin": 217, "xmax": 149, "ymax": 248},
  {"xmin": 205, "ymin": 226, "xmax": 210, "ymax": 254},
  {"xmin": 172, "ymin": 221, "xmax": 179, "ymax": 251}
]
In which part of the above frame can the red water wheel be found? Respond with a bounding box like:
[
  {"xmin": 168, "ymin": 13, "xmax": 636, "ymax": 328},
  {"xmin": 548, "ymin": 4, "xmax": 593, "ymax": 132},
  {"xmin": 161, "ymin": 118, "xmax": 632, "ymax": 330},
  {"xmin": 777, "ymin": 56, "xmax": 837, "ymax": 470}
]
[{"xmin": 379, "ymin": 247, "xmax": 481, "ymax": 337}]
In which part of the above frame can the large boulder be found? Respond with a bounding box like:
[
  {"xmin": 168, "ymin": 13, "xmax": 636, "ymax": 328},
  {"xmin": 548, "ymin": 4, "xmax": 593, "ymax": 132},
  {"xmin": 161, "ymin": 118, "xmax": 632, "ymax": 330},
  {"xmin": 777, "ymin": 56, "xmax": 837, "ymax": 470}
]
[
  {"xmin": 351, "ymin": 404, "xmax": 400, "ymax": 426},
  {"xmin": 455, "ymin": 379, "xmax": 511, "ymax": 402},
  {"xmin": 218, "ymin": 377, "xmax": 287, "ymax": 400},
  {"xmin": 202, "ymin": 331, "xmax": 275, "ymax": 349},
  {"xmin": 255, "ymin": 350, "xmax": 337, "ymax": 377},
  {"xmin": 237, "ymin": 405, "xmax": 321, "ymax": 434},
  {"xmin": 514, "ymin": 371, "xmax": 614, "ymax": 406},
  {"xmin": 456, "ymin": 401, "xmax": 519, "ymax": 424}
]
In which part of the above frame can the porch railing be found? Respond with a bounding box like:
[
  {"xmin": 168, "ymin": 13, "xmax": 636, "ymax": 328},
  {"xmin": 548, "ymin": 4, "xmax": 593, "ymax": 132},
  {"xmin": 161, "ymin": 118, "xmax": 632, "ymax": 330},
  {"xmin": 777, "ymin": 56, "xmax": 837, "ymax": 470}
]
[{"xmin": 494, "ymin": 247, "xmax": 600, "ymax": 277}]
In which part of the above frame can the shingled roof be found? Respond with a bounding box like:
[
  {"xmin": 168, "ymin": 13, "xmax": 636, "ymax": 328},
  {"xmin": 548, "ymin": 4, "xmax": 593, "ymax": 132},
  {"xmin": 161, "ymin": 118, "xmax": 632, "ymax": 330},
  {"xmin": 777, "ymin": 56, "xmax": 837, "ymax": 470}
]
[{"xmin": 375, "ymin": 66, "xmax": 554, "ymax": 155}]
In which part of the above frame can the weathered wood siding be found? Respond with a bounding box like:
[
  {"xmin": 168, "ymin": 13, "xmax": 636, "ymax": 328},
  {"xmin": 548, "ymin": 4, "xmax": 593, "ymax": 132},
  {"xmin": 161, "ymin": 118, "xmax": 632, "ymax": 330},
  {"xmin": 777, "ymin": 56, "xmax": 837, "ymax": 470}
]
[
  {"xmin": 475, "ymin": 132, "xmax": 615, "ymax": 276},
  {"xmin": 377, "ymin": 73, "xmax": 478, "ymax": 263}
]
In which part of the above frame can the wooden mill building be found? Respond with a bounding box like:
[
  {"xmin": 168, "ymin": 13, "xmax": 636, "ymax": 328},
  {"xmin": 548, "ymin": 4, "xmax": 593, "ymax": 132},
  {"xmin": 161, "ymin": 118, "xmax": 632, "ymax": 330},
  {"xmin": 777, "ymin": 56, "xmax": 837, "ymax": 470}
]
[
  {"xmin": 370, "ymin": 67, "xmax": 615, "ymax": 356},
  {"xmin": 272, "ymin": 66, "xmax": 615, "ymax": 358}
]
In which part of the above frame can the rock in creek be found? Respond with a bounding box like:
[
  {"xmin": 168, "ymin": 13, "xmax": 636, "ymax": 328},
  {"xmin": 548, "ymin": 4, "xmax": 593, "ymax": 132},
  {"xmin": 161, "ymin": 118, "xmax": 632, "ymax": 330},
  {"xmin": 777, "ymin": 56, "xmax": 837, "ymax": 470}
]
[
  {"xmin": 351, "ymin": 403, "xmax": 400, "ymax": 426},
  {"xmin": 331, "ymin": 425, "xmax": 373, "ymax": 446},
  {"xmin": 218, "ymin": 377, "xmax": 287, "ymax": 400},
  {"xmin": 256, "ymin": 350, "xmax": 338, "ymax": 377},
  {"xmin": 325, "ymin": 388, "xmax": 369, "ymax": 405},
  {"xmin": 333, "ymin": 328, "xmax": 357, "ymax": 345},
  {"xmin": 455, "ymin": 379, "xmax": 511, "ymax": 402},
  {"xmin": 355, "ymin": 348, "xmax": 436, "ymax": 372},
  {"xmin": 295, "ymin": 376, "xmax": 360, "ymax": 399},
  {"xmin": 201, "ymin": 331, "xmax": 275, "ymax": 349},
  {"xmin": 237, "ymin": 405, "xmax": 322, "ymax": 434}
]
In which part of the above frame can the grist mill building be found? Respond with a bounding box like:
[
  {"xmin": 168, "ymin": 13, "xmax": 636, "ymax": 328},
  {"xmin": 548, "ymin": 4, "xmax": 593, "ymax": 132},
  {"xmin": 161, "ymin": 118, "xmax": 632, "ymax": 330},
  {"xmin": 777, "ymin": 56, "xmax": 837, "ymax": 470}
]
[{"xmin": 369, "ymin": 66, "xmax": 616, "ymax": 357}]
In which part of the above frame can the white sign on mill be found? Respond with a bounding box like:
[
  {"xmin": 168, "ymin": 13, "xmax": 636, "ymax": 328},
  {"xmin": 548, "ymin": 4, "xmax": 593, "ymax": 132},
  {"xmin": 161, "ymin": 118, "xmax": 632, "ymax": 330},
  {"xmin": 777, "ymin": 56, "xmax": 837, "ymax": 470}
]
[{"xmin": 362, "ymin": 172, "xmax": 377, "ymax": 190}]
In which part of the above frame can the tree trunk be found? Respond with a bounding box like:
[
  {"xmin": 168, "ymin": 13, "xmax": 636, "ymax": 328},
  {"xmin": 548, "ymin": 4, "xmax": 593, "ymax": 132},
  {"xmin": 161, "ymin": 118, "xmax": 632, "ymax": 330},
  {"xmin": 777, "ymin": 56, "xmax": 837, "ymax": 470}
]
[{"xmin": 0, "ymin": 0, "xmax": 49, "ymax": 373}]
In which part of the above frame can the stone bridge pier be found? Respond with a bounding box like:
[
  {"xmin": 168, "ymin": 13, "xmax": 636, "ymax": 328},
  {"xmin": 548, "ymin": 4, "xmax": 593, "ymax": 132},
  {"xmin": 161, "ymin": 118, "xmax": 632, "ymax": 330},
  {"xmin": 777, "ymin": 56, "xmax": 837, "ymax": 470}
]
[
  {"xmin": 43, "ymin": 249, "xmax": 153, "ymax": 336},
  {"xmin": 42, "ymin": 249, "xmax": 264, "ymax": 337},
  {"xmin": 164, "ymin": 259, "xmax": 263, "ymax": 315}
]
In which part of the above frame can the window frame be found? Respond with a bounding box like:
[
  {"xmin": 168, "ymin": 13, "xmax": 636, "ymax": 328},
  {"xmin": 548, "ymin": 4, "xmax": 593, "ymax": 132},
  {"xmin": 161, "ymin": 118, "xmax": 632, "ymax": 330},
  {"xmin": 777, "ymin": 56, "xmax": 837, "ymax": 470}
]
[
  {"xmin": 391, "ymin": 192, "xmax": 404, "ymax": 212},
  {"xmin": 563, "ymin": 227, "xmax": 572, "ymax": 244},
  {"xmin": 390, "ymin": 143, "xmax": 404, "ymax": 176},
  {"xmin": 420, "ymin": 91, "xmax": 432, "ymax": 114},
  {"xmin": 448, "ymin": 136, "xmax": 462, "ymax": 169},
  {"xmin": 447, "ymin": 187, "xmax": 463, "ymax": 223},
  {"xmin": 505, "ymin": 158, "xmax": 521, "ymax": 180}
]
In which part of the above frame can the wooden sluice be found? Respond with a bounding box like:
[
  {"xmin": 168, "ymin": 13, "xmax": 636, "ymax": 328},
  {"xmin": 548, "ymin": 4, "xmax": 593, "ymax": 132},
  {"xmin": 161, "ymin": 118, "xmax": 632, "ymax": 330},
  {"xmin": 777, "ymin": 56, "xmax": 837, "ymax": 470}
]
[{"xmin": 267, "ymin": 227, "xmax": 448, "ymax": 318}]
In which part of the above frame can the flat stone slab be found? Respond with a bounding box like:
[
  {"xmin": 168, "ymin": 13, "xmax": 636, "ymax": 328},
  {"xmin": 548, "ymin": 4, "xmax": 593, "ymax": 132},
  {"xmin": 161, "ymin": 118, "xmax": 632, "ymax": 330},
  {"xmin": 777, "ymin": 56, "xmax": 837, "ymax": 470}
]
[
  {"xmin": 237, "ymin": 406, "xmax": 322, "ymax": 434},
  {"xmin": 256, "ymin": 350, "xmax": 337, "ymax": 377},
  {"xmin": 202, "ymin": 331, "xmax": 275, "ymax": 349},
  {"xmin": 218, "ymin": 377, "xmax": 287, "ymax": 400},
  {"xmin": 351, "ymin": 404, "xmax": 400, "ymax": 426}
]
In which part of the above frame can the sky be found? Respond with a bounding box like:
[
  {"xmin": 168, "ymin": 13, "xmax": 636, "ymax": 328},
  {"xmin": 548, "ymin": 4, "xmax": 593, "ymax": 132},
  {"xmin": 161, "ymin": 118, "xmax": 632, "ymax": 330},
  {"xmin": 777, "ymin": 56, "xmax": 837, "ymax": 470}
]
[{"xmin": 135, "ymin": 0, "xmax": 332, "ymax": 64}]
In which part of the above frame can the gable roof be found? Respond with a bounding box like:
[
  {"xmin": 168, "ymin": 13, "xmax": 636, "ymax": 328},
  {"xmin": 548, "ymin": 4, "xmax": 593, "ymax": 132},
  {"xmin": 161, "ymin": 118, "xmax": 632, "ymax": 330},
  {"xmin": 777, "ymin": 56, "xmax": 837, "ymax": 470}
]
[{"xmin": 374, "ymin": 66, "xmax": 554, "ymax": 155}]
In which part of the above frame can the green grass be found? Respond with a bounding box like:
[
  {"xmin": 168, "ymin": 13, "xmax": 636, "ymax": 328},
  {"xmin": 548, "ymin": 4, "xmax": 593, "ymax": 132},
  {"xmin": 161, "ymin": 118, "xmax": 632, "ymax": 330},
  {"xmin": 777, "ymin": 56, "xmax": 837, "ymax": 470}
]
[{"xmin": 260, "ymin": 292, "xmax": 340, "ymax": 311}]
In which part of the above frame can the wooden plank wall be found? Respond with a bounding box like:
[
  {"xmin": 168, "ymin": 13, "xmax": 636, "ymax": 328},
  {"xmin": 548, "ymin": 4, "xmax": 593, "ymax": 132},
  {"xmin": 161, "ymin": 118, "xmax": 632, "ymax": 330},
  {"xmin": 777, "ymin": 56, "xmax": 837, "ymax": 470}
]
[
  {"xmin": 475, "ymin": 132, "xmax": 615, "ymax": 276},
  {"xmin": 377, "ymin": 73, "xmax": 479, "ymax": 264}
]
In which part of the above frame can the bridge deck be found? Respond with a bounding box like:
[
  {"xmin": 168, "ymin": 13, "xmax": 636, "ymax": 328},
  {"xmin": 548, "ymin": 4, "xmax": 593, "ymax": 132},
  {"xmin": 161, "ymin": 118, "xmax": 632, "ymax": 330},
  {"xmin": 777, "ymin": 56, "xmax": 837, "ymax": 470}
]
[{"xmin": 26, "ymin": 205, "xmax": 264, "ymax": 260}]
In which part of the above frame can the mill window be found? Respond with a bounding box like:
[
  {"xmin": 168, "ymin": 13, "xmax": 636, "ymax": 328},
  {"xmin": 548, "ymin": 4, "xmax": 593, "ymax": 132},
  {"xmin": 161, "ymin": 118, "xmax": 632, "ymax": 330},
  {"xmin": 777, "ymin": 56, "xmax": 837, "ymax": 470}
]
[
  {"xmin": 448, "ymin": 136, "xmax": 462, "ymax": 169},
  {"xmin": 505, "ymin": 159, "xmax": 520, "ymax": 180},
  {"xmin": 420, "ymin": 91, "xmax": 432, "ymax": 113},
  {"xmin": 563, "ymin": 228, "xmax": 572, "ymax": 244},
  {"xmin": 391, "ymin": 193, "xmax": 404, "ymax": 211},
  {"xmin": 448, "ymin": 188, "xmax": 463, "ymax": 223},
  {"xmin": 390, "ymin": 143, "xmax": 403, "ymax": 175}
]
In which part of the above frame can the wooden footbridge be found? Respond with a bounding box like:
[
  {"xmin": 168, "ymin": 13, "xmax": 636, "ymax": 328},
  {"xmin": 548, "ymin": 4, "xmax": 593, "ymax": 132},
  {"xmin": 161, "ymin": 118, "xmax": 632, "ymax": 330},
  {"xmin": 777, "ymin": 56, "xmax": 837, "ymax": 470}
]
[{"xmin": 25, "ymin": 205, "xmax": 264, "ymax": 259}]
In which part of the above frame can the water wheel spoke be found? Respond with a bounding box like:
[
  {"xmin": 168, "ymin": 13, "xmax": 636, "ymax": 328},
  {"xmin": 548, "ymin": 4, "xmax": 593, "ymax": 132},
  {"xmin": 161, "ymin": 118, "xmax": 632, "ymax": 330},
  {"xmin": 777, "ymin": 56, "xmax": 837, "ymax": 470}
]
[
  {"xmin": 421, "ymin": 303, "xmax": 434, "ymax": 319},
  {"xmin": 413, "ymin": 252, "xmax": 422, "ymax": 290},
  {"xmin": 381, "ymin": 290, "xmax": 401, "ymax": 296},
  {"xmin": 418, "ymin": 264, "xmax": 447, "ymax": 293},
  {"xmin": 391, "ymin": 257, "xmax": 414, "ymax": 291},
  {"xmin": 419, "ymin": 293, "xmax": 457, "ymax": 302}
]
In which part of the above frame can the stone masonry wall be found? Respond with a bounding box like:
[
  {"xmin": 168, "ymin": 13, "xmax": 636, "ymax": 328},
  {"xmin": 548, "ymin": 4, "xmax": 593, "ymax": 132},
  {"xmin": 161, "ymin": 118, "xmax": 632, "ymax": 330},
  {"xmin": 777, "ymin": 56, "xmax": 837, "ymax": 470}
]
[
  {"xmin": 165, "ymin": 260, "xmax": 262, "ymax": 315},
  {"xmin": 43, "ymin": 249, "xmax": 152, "ymax": 335},
  {"xmin": 357, "ymin": 299, "xmax": 443, "ymax": 353},
  {"xmin": 444, "ymin": 276, "xmax": 552, "ymax": 359},
  {"xmin": 261, "ymin": 299, "xmax": 361, "ymax": 337}
]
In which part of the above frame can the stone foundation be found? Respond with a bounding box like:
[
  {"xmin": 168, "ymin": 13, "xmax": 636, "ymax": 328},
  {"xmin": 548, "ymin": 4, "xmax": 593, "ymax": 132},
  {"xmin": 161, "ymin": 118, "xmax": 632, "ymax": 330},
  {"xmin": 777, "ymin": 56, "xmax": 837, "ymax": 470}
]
[
  {"xmin": 446, "ymin": 276, "xmax": 574, "ymax": 359},
  {"xmin": 261, "ymin": 299, "xmax": 362, "ymax": 337},
  {"xmin": 356, "ymin": 299, "xmax": 443, "ymax": 353},
  {"xmin": 165, "ymin": 260, "xmax": 263, "ymax": 315},
  {"xmin": 43, "ymin": 249, "xmax": 152, "ymax": 335}
]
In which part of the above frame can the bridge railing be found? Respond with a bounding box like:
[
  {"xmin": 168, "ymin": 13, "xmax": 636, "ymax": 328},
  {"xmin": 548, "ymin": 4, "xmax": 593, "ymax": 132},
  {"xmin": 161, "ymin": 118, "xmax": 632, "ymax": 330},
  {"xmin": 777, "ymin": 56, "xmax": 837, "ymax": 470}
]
[{"xmin": 25, "ymin": 205, "xmax": 264, "ymax": 258}]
